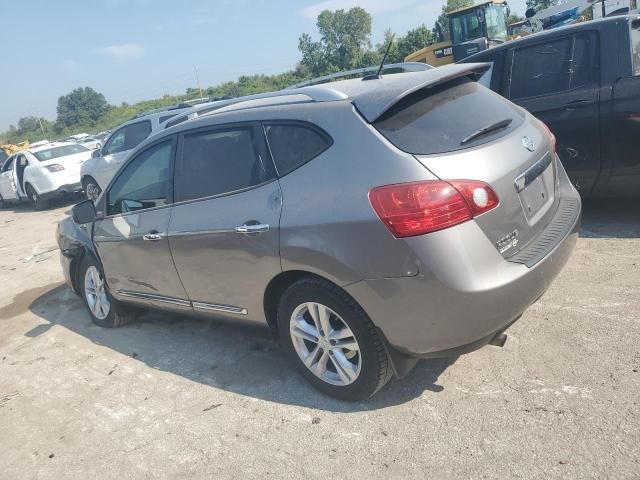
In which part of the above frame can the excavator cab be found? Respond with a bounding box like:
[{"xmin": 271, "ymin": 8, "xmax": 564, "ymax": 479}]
[{"xmin": 448, "ymin": 0, "xmax": 509, "ymax": 61}]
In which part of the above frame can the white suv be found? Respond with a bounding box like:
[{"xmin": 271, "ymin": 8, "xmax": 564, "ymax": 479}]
[
  {"xmin": 80, "ymin": 107, "xmax": 189, "ymax": 200},
  {"xmin": 0, "ymin": 142, "xmax": 91, "ymax": 210}
]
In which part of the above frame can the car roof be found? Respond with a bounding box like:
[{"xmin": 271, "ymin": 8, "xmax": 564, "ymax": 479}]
[
  {"xmin": 183, "ymin": 63, "xmax": 489, "ymax": 126},
  {"xmin": 464, "ymin": 14, "xmax": 630, "ymax": 61}
]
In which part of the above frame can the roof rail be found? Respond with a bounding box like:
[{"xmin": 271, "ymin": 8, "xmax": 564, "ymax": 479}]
[
  {"xmin": 194, "ymin": 87, "xmax": 349, "ymax": 121},
  {"xmin": 286, "ymin": 62, "xmax": 433, "ymax": 89}
]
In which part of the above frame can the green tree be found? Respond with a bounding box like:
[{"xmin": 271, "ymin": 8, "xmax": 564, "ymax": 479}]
[
  {"xmin": 436, "ymin": 0, "xmax": 473, "ymax": 41},
  {"xmin": 298, "ymin": 7, "xmax": 373, "ymax": 76},
  {"xmin": 507, "ymin": 13, "xmax": 525, "ymax": 25},
  {"xmin": 55, "ymin": 87, "xmax": 109, "ymax": 132},
  {"xmin": 17, "ymin": 116, "xmax": 41, "ymax": 133}
]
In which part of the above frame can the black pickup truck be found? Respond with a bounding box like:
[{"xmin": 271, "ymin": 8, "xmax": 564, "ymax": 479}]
[{"xmin": 462, "ymin": 14, "xmax": 640, "ymax": 197}]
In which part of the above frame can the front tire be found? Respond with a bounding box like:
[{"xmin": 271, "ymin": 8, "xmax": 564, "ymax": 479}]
[
  {"xmin": 79, "ymin": 255, "xmax": 135, "ymax": 328},
  {"xmin": 277, "ymin": 277, "xmax": 392, "ymax": 401},
  {"xmin": 83, "ymin": 177, "xmax": 101, "ymax": 202},
  {"xmin": 26, "ymin": 184, "xmax": 48, "ymax": 211}
]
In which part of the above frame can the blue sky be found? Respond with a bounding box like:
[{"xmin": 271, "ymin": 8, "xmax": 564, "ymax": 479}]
[{"xmin": 0, "ymin": 0, "xmax": 526, "ymax": 131}]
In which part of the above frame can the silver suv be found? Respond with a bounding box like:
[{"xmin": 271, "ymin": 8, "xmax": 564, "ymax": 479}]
[
  {"xmin": 57, "ymin": 63, "xmax": 581, "ymax": 400},
  {"xmin": 80, "ymin": 105, "xmax": 191, "ymax": 200}
]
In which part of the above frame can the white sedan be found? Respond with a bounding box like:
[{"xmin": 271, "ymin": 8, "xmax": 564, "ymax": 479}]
[{"xmin": 0, "ymin": 142, "xmax": 92, "ymax": 210}]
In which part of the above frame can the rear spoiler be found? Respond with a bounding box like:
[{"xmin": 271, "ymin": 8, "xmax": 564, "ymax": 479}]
[{"xmin": 352, "ymin": 63, "xmax": 491, "ymax": 123}]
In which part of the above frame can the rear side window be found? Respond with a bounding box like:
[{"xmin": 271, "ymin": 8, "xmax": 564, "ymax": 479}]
[
  {"xmin": 374, "ymin": 78, "xmax": 524, "ymax": 155},
  {"xmin": 508, "ymin": 33, "xmax": 598, "ymax": 100},
  {"xmin": 264, "ymin": 123, "xmax": 332, "ymax": 176},
  {"xmin": 176, "ymin": 127, "xmax": 274, "ymax": 202},
  {"xmin": 510, "ymin": 38, "xmax": 573, "ymax": 99}
]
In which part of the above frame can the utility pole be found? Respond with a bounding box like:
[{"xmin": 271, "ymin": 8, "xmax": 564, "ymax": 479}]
[{"xmin": 194, "ymin": 65, "xmax": 204, "ymax": 100}]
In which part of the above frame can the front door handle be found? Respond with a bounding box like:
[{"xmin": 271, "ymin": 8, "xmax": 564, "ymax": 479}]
[
  {"xmin": 235, "ymin": 223, "xmax": 270, "ymax": 234},
  {"xmin": 564, "ymin": 99, "xmax": 593, "ymax": 110},
  {"xmin": 142, "ymin": 231, "xmax": 162, "ymax": 241}
]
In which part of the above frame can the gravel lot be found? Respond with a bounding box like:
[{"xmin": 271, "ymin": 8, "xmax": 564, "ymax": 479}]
[{"xmin": 0, "ymin": 196, "xmax": 638, "ymax": 479}]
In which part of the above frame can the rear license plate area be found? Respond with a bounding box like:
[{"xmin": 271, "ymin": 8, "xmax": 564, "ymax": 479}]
[{"xmin": 515, "ymin": 154, "xmax": 555, "ymax": 224}]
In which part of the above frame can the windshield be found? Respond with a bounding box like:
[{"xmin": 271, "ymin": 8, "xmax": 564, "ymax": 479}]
[
  {"xmin": 451, "ymin": 9, "xmax": 484, "ymax": 44},
  {"xmin": 450, "ymin": 5, "xmax": 507, "ymax": 44},
  {"xmin": 32, "ymin": 144, "xmax": 89, "ymax": 161}
]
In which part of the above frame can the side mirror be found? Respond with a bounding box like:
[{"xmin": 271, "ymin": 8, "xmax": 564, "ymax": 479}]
[
  {"xmin": 72, "ymin": 199, "xmax": 97, "ymax": 224},
  {"xmin": 92, "ymin": 149, "xmax": 101, "ymax": 158},
  {"xmin": 19, "ymin": 158, "xmax": 28, "ymax": 167}
]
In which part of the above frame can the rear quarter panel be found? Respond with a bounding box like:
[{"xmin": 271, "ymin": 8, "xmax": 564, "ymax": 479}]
[{"xmin": 262, "ymin": 102, "xmax": 440, "ymax": 284}]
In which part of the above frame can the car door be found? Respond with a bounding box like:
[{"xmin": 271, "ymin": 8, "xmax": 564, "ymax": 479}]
[
  {"xmin": 168, "ymin": 123, "xmax": 282, "ymax": 320},
  {"xmin": 604, "ymin": 18, "xmax": 640, "ymax": 196},
  {"xmin": 93, "ymin": 136, "xmax": 190, "ymax": 310},
  {"xmin": 96, "ymin": 120, "xmax": 152, "ymax": 188},
  {"xmin": 0, "ymin": 156, "xmax": 18, "ymax": 201},
  {"xmin": 504, "ymin": 31, "xmax": 601, "ymax": 193}
]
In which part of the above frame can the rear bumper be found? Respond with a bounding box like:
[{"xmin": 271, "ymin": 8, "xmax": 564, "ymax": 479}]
[
  {"xmin": 345, "ymin": 186, "xmax": 581, "ymax": 358},
  {"xmin": 40, "ymin": 182, "xmax": 83, "ymax": 200}
]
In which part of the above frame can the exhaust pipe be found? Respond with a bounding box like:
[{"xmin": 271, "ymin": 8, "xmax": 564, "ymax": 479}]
[{"xmin": 489, "ymin": 332, "xmax": 508, "ymax": 348}]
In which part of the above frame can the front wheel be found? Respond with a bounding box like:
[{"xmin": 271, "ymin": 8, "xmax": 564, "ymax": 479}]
[
  {"xmin": 277, "ymin": 277, "xmax": 392, "ymax": 401},
  {"xmin": 26, "ymin": 184, "xmax": 47, "ymax": 211},
  {"xmin": 79, "ymin": 255, "xmax": 135, "ymax": 328},
  {"xmin": 83, "ymin": 177, "xmax": 101, "ymax": 202}
]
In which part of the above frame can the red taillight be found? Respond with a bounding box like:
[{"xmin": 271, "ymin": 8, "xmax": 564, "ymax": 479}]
[
  {"xmin": 369, "ymin": 180, "xmax": 499, "ymax": 238},
  {"xmin": 541, "ymin": 122, "xmax": 556, "ymax": 154}
]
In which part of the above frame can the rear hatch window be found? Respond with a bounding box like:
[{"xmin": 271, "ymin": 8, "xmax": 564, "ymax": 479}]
[{"xmin": 373, "ymin": 78, "xmax": 524, "ymax": 155}]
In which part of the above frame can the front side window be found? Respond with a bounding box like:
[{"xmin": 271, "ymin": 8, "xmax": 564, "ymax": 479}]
[
  {"xmin": 107, "ymin": 140, "xmax": 173, "ymax": 215},
  {"xmin": 176, "ymin": 127, "xmax": 272, "ymax": 202},
  {"xmin": 104, "ymin": 121, "xmax": 152, "ymax": 155},
  {"xmin": 264, "ymin": 123, "xmax": 332, "ymax": 176}
]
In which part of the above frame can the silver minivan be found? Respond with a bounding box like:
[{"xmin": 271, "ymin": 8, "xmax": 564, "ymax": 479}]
[{"xmin": 57, "ymin": 64, "xmax": 581, "ymax": 400}]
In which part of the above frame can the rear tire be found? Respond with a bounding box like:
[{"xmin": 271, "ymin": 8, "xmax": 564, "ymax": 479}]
[
  {"xmin": 277, "ymin": 277, "xmax": 392, "ymax": 401},
  {"xmin": 26, "ymin": 184, "xmax": 47, "ymax": 211},
  {"xmin": 78, "ymin": 255, "xmax": 136, "ymax": 328},
  {"xmin": 0, "ymin": 193, "xmax": 4, "ymax": 209}
]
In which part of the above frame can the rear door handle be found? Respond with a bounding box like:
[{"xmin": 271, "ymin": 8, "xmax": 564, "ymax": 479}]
[
  {"xmin": 235, "ymin": 223, "xmax": 270, "ymax": 234},
  {"xmin": 142, "ymin": 231, "xmax": 162, "ymax": 241}
]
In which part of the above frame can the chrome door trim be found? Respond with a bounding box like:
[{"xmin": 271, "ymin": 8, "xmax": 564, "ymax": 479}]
[
  {"xmin": 193, "ymin": 301, "xmax": 248, "ymax": 315},
  {"xmin": 117, "ymin": 290, "xmax": 191, "ymax": 307}
]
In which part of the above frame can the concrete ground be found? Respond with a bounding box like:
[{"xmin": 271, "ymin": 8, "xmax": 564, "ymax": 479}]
[{"xmin": 0, "ymin": 196, "xmax": 638, "ymax": 479}]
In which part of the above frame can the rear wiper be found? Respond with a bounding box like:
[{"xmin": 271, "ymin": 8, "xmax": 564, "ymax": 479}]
[{"xmin": 460, "ymin": 118, "xmax": 513, "ymax": 145}]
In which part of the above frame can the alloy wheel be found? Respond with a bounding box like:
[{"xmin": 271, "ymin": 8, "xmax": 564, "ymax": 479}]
[
  {"xmin": 84, "ymin": 266, "xmax": 110, "ymax": 320},
  {"xmin": 86, "ymin": 182, "xmax": 100, "ymax": 201},
  {"xmin": 289, "ymin": 302, "xmax": 361, "ymax": 386}
]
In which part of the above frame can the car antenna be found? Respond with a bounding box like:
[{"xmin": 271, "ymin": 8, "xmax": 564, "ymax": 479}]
[{"xmin": 363, "ymin": 34, "xmax": 395, "ymax": 81}]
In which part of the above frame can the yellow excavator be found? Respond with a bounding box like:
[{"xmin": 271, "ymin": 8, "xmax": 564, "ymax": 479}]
[
  {"xmin": 406, "ymin": 0, "xmax": 509, "ymax": 66},
  {"xmin": 1, "ymin": 141, "xmax": 29, "ymax": 156}
]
